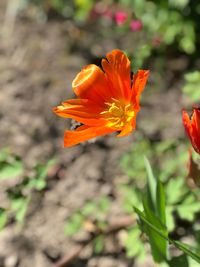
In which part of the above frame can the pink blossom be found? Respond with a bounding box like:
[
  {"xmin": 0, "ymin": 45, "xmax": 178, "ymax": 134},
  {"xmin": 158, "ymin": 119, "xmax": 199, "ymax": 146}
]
[
  {"xmin": 115, "ymin": 11, "xmax": 128, "ymax": 26},
  {"xmin": 130, "ymin": 20, "xmax": 143, "ymax": 32}
]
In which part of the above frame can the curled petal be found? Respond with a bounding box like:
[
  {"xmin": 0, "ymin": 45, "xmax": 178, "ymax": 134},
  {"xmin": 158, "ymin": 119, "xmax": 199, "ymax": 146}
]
[{"xmin": 72, "ymin": 64, "xmax": 111, "ymax": 105}]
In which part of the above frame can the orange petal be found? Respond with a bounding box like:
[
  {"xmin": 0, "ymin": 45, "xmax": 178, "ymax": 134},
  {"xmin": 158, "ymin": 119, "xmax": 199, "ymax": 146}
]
[
  {"xmin": 101, "ymin": 49, "xmax": 131, "ymax": 101},
  {"xmin": 182, "ymin": 109, "xmax": 200, "ymax": 154},
  {"xmin": 64, "ymin": 125, "xmax": 115, "ymax": 147},
  {"xmin": 53, "ymin": 99, "xmax": 106, "ymax": 126},
  {"xmin": 182, "ymin": 109, "xmax": 192, "ymax": 132},
  {"xmin": 131, "ymin": 70, "xmax": 149, "ymax": 110},
  {"xmin": 117, "ymin": 116, "xmax": 136, "ymax": 137},
  {"xmin": 191, "ymin": 109, "xmax": 200, "ymax": 153},
  {"xmin": 61, "ymin": 99, "xmax": 103, "ymax": 113},
  {"xmin": 72, "ymin": 64, "xmax": 111, "ymax": 105},
  {"xmin": 193, "ymin": 107, "xmax": 200, "ymax": 133}
]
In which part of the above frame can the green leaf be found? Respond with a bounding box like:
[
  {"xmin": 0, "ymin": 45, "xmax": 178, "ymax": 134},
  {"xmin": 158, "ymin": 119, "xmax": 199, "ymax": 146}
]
[
  {"xmin": 173, "ymin": 241, "xmax": 200, "ymax": 264},
  {"xmin": 11, "ymin": 196, "xmax": 30, "ymax": 224},
  {"xmin": 166, "ymin": 177, "xmax": 186, "ymax": 205},
  {"xmin": 156, "ymin": 180, "xmax": 166, "ymax": 225},
  {"xmin": 93, "ymin": 235, "xmax": 104, "ymax": 254},
  {"xmin": 134, "ymin": 207, "xmax": 200, "ymax": 264},
  {"xmin": 35, "ymin": 159, "xmax": 55, "ymax": 181},
  {"xmin": 166, "ymin": 206, "xmax": 175, "ymax": 231},
  {"xmin": 135, "ymin": 206, "xmax": 168, "ymax": 240},
  {"xmin": 16, "ymin": 198, "xmax": 30, "ymax": 223},
  {"xmin": 98, "ymin": 197, "xmax": 110, "ymax": 214},
  {"xmin": 188, "ymin": 257, "xmax": 200, "ymax": 267},
  {"xmin": 26, "ymin": 159, "xmax": 55, "ymax": 191},
  {"xmin": 64, "ymin": 213, "xmax": 84, "ymax": 236},
  {"xmin": 185, "ymin": 71, "xmax": 200, "ymax": 83},
  {"xmin": 177, "ymin": 195, "xmax": 200, "ymax": 222},
  {"xmin": 120, "ymin": 185, "xmax": 142, "ymax": 213},
  {"xmin": 0, "ymin": 148, "xmax": 10, "ymax": 162},
  {"xmin": 0, "ymin": 158, "xmax": 23, "ymax": 180},
  {"xmin": 26, "ymin": 178, "xmax": 46, "ymax": 191},
  {"xmin": 125, "ymin": 227, "xmax": 146, "ymax": 260},
  {"xmin": 182, "ymin": 71, "xmax": 200, "ymax": 101},
  {"xmin": 143, "ymin": 157, "xmax": 168, "ymax": 262},
  {"xmin": 144, "ymin": 157, "xmax": 157, "ymax": 211},
  {"xmin": 0, "ymin": 208, "xmax": 7, "ymax": 231},
  {"xmin": 168, "ymin": 254, "xmax": 189, "ymax": 267},
  {"xmin": 142, "ymin": 196, "xmax": 168, "ymax": 262},
  {"xmin": 82, "ymin": 201, "xmax": 97, "ymax": 216}
]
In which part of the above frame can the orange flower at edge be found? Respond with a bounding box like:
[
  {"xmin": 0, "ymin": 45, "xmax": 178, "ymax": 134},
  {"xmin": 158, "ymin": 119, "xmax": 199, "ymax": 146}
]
[
  {"xmin": 53, "ymin": 49, "xmax": 149, "ymax": 147},
  {"xmin": 182, "ymin": 106, "xmax": 200, "ymax": 154}
]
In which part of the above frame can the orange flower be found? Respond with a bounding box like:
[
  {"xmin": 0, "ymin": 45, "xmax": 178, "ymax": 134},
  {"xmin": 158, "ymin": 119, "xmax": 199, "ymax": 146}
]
[
  {"xmin": 53, "ymin": 49, "xmax": 149, "ymax": 147},
  {"xmin": 182, "ymin": 106, "xmax": 200, "ymax": 154}
]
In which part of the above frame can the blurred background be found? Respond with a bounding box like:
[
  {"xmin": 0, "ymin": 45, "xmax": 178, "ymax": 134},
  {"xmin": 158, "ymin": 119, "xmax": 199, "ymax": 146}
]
[{"xmin": 0, "ymin": 1, "xmax": 200, "ymax": 267}]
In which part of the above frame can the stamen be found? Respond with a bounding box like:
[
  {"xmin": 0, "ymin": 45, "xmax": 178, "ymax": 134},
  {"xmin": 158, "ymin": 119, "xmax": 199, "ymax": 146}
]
[{"xmin": 101, "ymin": 99, "xmax": 135, "ymax": 130}]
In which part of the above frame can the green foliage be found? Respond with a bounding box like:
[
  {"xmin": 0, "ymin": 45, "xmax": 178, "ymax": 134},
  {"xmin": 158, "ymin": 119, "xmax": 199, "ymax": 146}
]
[
  {"xmin": 125, "ymin": 226, "xmax": 145, "ymax": 260},
  {"xmin": 64, "ymin": 196, "xmax": 111, "ymax": 237},
  {"xmin": 182, "ymin": 71, "xmax": 200, "ymax": 102},
  {"xmin": 142, "ymin": 158, "xmax": 168, "ymax": 262},
  {"xmin": 93, "ymin": 235, "xmax": 105, "ymax": 254},
  {"xmin": 119, "ymin": 185, "xmax": 142, "ymax": 214},
  {"xmin": 0, "ymin": 208, "xmax": 7, "ymax": 231},
  {"xmin": 25, "ymin": 159, "xmax": 55, "ymax": 190},
  {"xmin": 177, "ymin": 195, "xmax": 200, "ymax": 222},
  {"xmin": 64, "ymin": 213, "xmax": 84, "ymax": 236},
  {"xmin": 120, "ymin": 139, "xmax": 188, "ymax": 183},
  {"xmin": 15, "ymin": 0, "xmax": 94, "ymax": 20},
  {"xmin": 120, "ymin": 140, "xmax": 200, "ymax": 265},
  {"xmin": 74, "ymin": 0, "xmax": 94, "ymax": 21},
  {"xmin": 165, "ymin": 177, "xmax": 200, "ymax": 230},
  {"xmin": 135, "ymin": 207, "xmax": 200, "ymax": 264},
  {"xmin": 42, "ymin": 137, "xmax": 200, "ymax": 265},
  {"xmin": 0, "ymin": 149, "xmax": 55, "ymax": 229},
  {"xmin": 169, "ymin": 254, "xmax": 189, "ymax": 267},
  {"xmin": 120, "ymin": 140, "xmax": 152, "ymax": 180},
  {"xmin": 165, "ymin": 177, "xmax": 186, "ymax": 205},
  {"xmin": 12, "ymin": 0, "xmax": 200, "ymax": 68},
  {"xmin": 10, "ymin": 196, "xmax": 31, "ymax": 224},
  {"xmin": 133, "ymin": 0, "xmax": 196, "ymax": 54},
  {"xmin": 169, "ymin": 0, "xmax": 189, "ymax": 9},
  {"xmin": 135, "ymin": 158, "xmax": 200, "ymax": 265},
  {"xmin": 120, "ymin": 138, "xmax": 200, "ymax": 233},
  {"xmin": 0, "ymin": 148, "xmax": 23, "ymax": 180}
]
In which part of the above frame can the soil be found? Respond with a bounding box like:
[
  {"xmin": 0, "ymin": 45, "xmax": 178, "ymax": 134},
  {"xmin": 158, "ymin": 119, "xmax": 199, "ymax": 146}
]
[{"xmin": 0, "ymin": 2, "xmax": 188, "ymax": 267}]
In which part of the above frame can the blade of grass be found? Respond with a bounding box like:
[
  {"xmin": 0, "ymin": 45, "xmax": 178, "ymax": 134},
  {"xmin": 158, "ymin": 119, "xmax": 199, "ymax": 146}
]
[{"xmin": 144, "ymin": 157, "xmax": 157, "ymax": 211}]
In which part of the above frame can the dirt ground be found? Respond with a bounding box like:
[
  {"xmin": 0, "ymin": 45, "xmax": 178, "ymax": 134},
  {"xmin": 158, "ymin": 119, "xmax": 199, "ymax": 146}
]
[{"xmin": 0, "ymin": 3, "xmax": 187, "ymax": 267}]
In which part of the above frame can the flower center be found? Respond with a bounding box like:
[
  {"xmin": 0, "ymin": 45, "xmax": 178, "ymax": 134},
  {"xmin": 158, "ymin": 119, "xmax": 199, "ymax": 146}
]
[{"xmin": 101, "ymin": 98, "xmax": 135, "ymax": 129}]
